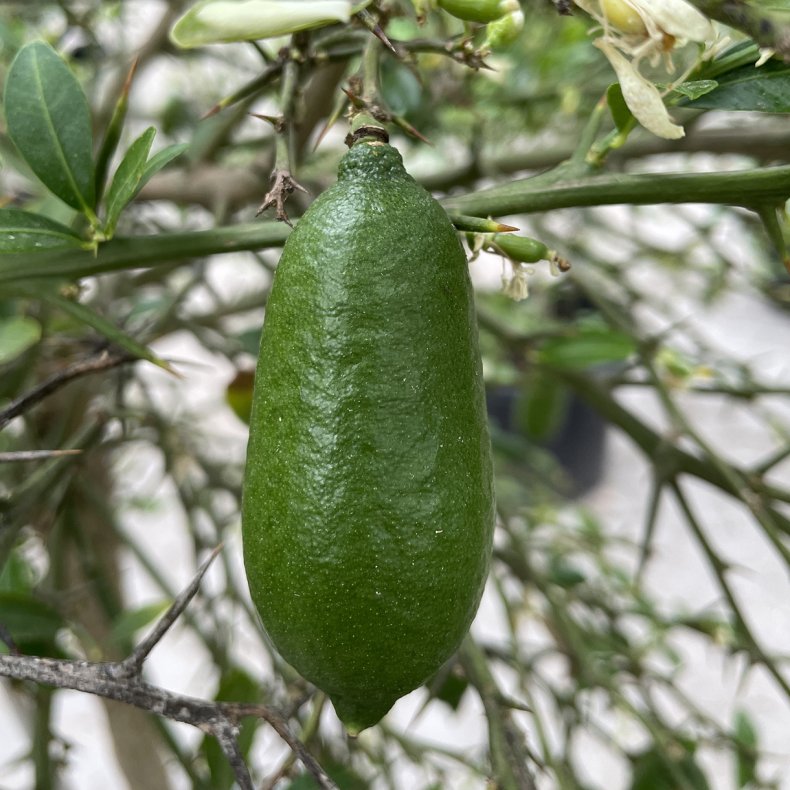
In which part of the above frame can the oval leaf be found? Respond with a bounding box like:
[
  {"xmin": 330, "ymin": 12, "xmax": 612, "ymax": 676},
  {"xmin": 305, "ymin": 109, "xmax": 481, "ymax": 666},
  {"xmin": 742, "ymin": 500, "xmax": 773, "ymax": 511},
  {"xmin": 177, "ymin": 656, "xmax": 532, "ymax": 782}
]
[
  {"xmin": 0, "ymin": 316, "xmax": 42, "ymax": 364},
  {"xmin": 682, "ymin": 59, "xmax": 790, "ymax": 112},
  {"xmin": 4, "ymin": 41, "xmax": 95, "ymax": 212},
  {"xmin": 0, "ymin": 208, "xmax": 83, "ymax": 252}
]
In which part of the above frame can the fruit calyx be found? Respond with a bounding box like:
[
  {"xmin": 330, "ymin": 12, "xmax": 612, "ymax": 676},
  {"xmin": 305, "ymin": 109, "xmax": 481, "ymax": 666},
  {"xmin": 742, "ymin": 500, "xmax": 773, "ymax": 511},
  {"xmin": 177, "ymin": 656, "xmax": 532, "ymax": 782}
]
[{"xmin": 344, "ymin": 111, "xmax": 389, "ymax": 148}]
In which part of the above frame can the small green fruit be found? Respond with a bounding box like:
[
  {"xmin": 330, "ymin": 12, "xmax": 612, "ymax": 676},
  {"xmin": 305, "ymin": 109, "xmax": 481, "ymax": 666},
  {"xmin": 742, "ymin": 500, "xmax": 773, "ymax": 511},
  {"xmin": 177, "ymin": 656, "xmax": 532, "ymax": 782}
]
[
  {"xmin": 242, "ymin": 140, "xmax": 494, "ymax": 734},
  {"xmin": 437, "ymin": 0, "xmax": 517, "ymax": 24}
]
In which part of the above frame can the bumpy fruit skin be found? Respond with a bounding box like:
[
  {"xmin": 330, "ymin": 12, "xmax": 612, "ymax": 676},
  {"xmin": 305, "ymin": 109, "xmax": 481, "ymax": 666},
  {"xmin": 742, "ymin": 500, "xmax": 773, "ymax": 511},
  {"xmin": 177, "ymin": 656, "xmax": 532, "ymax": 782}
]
[{"xmin": 242, "ymin": 141, "xmax": 494, "ymax": 734}]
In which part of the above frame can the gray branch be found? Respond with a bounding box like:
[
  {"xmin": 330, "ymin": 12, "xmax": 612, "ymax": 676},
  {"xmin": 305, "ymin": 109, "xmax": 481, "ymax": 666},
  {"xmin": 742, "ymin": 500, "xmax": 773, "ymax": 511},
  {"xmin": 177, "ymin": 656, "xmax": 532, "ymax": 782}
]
[{"xmin": 0, "ymin": 549, "xmax": 338, "ymax": 790}]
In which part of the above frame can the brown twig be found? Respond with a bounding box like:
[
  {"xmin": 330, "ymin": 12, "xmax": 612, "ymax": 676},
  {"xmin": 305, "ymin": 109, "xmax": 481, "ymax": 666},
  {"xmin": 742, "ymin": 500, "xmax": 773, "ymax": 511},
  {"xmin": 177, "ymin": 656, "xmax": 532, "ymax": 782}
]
[
  {"xmin": 256, "ymin": 169, "xmax": 308, "ymax": 225},
  {"xmin": 0, "ymin": 549, "xmax": 338, "ymax": 790},
  {"xmin": 0, "ymin": 351, "xmax": 136, "ymax": 432}
]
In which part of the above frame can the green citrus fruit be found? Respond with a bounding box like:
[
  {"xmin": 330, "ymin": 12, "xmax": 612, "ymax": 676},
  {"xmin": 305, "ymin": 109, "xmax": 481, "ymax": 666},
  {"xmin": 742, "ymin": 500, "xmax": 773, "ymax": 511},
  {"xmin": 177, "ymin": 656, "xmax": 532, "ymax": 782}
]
[
  {"xmin": 242, "ymin": 139, "xmax": 494, "ymax": 734},
  {"xmin": 437, "ymin": 0, "xmax": 514, "ymax": 24}
]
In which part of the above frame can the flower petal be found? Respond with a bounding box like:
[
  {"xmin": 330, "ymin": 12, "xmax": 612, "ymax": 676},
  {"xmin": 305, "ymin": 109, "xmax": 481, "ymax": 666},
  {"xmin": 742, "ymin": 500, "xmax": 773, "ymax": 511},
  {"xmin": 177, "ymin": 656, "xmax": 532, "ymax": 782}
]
[
  {"xmin": 171, "ymin": 0, "xmax": 367, "ymax": 48},
  {"xmin": 629, "ymin": 0, "xmax": 713, "ymax": 42},
  {"xmin": 596, "ymin": 39, "xmax": 685, "ymax": 139}
]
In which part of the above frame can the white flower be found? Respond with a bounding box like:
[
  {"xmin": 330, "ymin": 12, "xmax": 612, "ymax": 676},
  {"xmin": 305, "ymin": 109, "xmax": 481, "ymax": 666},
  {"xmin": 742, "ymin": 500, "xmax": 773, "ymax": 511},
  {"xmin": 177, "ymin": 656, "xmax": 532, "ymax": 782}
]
[
  {"xmin": 574, "ymin": 0, "xmax": 717, "ymax": 139},
  {"xmin": 171, "ymin": 0, "xmax": 372, "ymax": 48},
  {"xmin": 501, "ymin": 261, "xmax": 532, "ymax": 301}
]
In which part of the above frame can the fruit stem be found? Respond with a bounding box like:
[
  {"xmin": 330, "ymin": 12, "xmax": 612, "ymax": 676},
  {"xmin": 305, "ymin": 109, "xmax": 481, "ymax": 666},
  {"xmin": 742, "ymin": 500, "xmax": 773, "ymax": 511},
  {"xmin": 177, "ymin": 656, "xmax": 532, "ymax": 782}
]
[{"xmin": 346, "ymin": 111, "xmax": 389, "ymax": 146}]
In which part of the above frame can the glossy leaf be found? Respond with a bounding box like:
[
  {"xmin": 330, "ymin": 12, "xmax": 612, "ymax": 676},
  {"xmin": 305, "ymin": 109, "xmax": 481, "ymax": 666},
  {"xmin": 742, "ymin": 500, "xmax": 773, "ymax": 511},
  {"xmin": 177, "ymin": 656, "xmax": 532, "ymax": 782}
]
[
  {"xmin": 0, "ymin": 315, "xmax": 42, "ymax": 364},
  {"xmin": 104, "ymin": 127, "xmax": 156, "ymax": 236},
  {"xmin": 4, "ymin": 42, "xmax": 95, "ymax": 213},
  {"xmin": 0, "ymin": 208, "xmax": 83, "ymax": 253},
  {"xmin": 682, "ymin": 59, "xmax": 790, "ymax": 112}
]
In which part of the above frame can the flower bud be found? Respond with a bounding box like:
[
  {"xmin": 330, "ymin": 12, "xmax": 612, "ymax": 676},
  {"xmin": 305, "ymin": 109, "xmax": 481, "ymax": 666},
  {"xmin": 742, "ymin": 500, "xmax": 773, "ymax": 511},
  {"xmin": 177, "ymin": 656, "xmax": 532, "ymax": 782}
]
[
  {"xmin": 171, "ymin": 0, "xmax": 372, "ymax": 48},
  {"xmin": 484, "ymin": 7, "xmax": 524, "ymax": 49}
]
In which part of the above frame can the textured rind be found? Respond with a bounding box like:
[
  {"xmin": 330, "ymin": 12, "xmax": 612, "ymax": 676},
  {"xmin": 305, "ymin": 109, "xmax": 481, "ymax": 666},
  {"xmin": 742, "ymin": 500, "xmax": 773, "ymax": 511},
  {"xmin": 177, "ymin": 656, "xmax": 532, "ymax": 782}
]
[{"xmin": 242, "ymin": 142, "xmax": 494, "ymax": 732}]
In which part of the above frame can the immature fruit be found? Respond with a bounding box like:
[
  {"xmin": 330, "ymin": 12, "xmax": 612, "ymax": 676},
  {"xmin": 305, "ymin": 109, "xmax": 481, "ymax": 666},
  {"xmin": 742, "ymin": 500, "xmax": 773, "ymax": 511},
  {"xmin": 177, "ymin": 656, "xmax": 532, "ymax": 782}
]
[
  {"xmin": 242, "ymin": 139, "xmax": 494, "ymax": 734},
  {"xmin": 437, "ymin": 0, "xmax": 516, "ymax": 24}
]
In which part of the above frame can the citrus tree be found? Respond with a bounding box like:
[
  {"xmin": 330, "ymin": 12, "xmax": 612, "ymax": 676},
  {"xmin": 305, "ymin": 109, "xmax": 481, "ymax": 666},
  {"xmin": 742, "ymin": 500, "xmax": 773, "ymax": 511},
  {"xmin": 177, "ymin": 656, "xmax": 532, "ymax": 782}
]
[{"xmin": 1, "ymin": 1, "xmax": 790, "ymax": 788}]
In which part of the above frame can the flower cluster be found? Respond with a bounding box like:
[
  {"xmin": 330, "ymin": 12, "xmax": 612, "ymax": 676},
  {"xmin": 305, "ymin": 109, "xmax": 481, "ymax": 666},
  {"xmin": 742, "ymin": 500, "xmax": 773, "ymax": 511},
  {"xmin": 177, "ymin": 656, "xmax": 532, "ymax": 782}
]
[{"xmin": 573, "ymin": 0, "xmax": 717, "ymax": 139}]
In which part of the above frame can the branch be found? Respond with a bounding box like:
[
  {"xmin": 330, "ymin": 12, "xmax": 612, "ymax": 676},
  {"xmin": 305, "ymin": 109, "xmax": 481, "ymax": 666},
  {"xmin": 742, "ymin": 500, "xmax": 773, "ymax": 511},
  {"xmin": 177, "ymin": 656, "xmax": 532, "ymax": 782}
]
[
  {"xmin": 0, "ymin": 351, "xmax": 135, "ymax": 431},
  {"xmin": 0, "ymin": 449, "xmax": 83, "ymax": 463},
  {"xmin": 460, "ymin": 638, "xmax": 537, "ymax": 790},
  {"xmin": 444, "ymin": 164, "xmax": 790, "ymax": 216},
  {"xmin": 686, "ymin": 1, "xmax": 790, "ymax": 60},
  {"xmin": 0, "ymin": 550, "xmax": 338, "ymax": 790},
  {"xmin": 0, "ymin": 221, "xmax": 292, "ymax": 285}
]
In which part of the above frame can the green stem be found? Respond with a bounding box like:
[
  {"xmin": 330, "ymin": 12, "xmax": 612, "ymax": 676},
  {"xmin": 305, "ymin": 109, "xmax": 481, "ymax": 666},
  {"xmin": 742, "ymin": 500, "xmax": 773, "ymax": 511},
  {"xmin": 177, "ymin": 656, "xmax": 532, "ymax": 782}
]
[
  {"xmin": 444, "ymin": 164, "xmax": 790, "ymax": 216},
  {"xmin": 361, "ymin": 32, "xmax": 381, "ymax": 106},
  {"xmin": 0, "ymin": 222, "xmax": 291, "ymax": 286},
  {"xmin": 32, "ymin": 686, "xmax": 56, "ymax": 790},
  {"xmin": 671, "ymin": 481, "xmax": 790, "ymax": 701},
  {"xmin": 459, "ymin": 638, "xmax": 537, "ymax": 790}
]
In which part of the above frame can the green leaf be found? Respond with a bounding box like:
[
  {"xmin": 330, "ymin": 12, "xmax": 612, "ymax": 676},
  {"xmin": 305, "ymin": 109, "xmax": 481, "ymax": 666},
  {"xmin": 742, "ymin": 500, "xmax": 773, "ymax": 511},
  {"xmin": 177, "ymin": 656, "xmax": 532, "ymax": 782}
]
[
  {"xmin": 381, "ymin": 60, "xmax": 424, "ymax": 118},
  {"xmin": 0, "ymin": 546, "xmax": 36, "ymax": 593},
  {"xmin": 682, "ymin": 59, "xmax": 790, "ymax": 112},
  {"xmin": 103, "ymin": 140, "xmax": 186, "ymax": 237},
  {"xmin": 110, "ymin": 600, "xmax": 170, "ymax": 647},
  {"xmin": 547, "ymin": 557, "xmax": 586, "ymax": 588},
  {"xmin": 538, "ymin": 326, "xmax": 635, "ymax": 370},
  {"xmin": 0, "ymin": 591, "xmax": 64, "ymax": 656},
  {"xmin": 671, "ymin": 80, "xmax": 718, "ymax": 101},
  {"xmin": 0, "ymin": 208, "xmax": 84, "ymax": 253},
  {"xmin": 285, "ymin": 764, "xmax": 369, "ymax": 790},
  {"xmin": 734, "ymin": 710, "xmax": 759, "ymax": 788},
  {"xmin": 103, "ymin": 127, "xmax": 156, "ymax": 236},
  {"xmin": 429, "ymin": 670, "xmax": 468, "ymax": 710},
  {"xmin": 0, "ymin": 315, "xmax": 42, "ymax": 364},
  {"xmin": 4, "ymin": 42, "xmax": 96, "ymax": 214},
  {"xmin": 517, "ymin": 371, "xmax": 567, "ymax": 441},
  {"xmin": 140, "ymin": 142, "xmax": 188, "ymax": 187},
  {"xmin": 11, "ymin": 286, "xmax": 175, "ymax": 372},
  {"xmin": 630, "ymin": 744, "xmax": 709, "ymax": 790},
  {"xmin": 606, "ymin": 82, "xmax": 633, "ymax": 133}
]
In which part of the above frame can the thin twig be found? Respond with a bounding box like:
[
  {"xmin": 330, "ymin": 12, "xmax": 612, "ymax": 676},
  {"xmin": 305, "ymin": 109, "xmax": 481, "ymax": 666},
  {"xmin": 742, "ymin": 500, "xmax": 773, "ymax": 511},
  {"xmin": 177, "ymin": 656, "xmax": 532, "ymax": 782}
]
[
  {"xmin": 215, "ymin": 723, "xmax": 254, "ymax": 790},
  {"xmin": 0, "ymin": 449, "xmax": 83, "ymax": 463},
  {"xmin": 0, "ymin": 551, "xmax": 338, "ymax": 790},
  {"xmin": 0, "ymin": 351, "xmax": 136, "ymax": 431},
  {"xmin": 119, "ymin": 545, "xmax": 222, "ymax": 676}
]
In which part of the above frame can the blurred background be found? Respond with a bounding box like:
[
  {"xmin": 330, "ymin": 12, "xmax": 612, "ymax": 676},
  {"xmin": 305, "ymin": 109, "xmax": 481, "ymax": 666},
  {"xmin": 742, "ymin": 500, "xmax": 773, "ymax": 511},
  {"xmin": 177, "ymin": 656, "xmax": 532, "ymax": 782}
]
[{"xmin": 1, "ymin": 1, "xmax": 790, "ymax": 788}]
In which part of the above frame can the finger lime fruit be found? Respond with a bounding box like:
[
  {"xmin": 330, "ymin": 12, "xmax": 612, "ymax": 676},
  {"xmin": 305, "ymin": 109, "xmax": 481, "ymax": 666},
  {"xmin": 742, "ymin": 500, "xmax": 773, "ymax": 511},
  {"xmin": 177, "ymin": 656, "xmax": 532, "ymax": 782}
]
[{"xmin": 242, "ymin": 138, "xmax": 494, "ymax": 734}]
